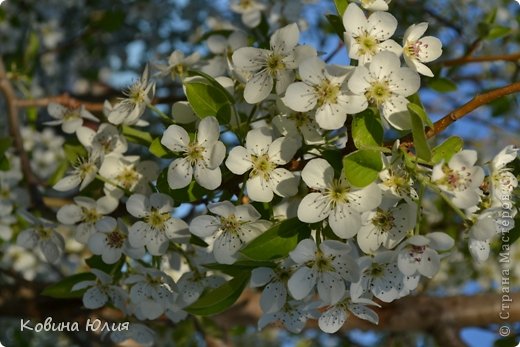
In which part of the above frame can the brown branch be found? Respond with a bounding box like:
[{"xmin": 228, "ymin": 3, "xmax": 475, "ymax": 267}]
[
  {"xmin": 14, "ymin": 94, "xmax": 185, "ymax": 112},
  {"xmin": 396, "ymin": 81, "xmax": 520, "ymax": 147},
  {"xmin": 441, "ymin": 52, "xmax": 520, "ymax": 67},
  {"xmin": 0, "ymin": 57, "xmax": 44, "ymax": 209}
]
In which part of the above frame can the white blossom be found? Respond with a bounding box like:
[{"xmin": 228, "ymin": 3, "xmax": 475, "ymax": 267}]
[
  {"xmin": 353, "ymin": 0, "xmax": 392, "ymax": 11},
  {"xmin": 76, "ymin": 123, "xmax": 128, "ymax": 158},
  {"xmin": 288, "ymin": 239, "xmax": 359, "ymax": 304},
  {"xmin": 45, "ymin": 103, "xmax": 98, "ymax": 134},
  {"xmin": 72, "ymin": 269, "xmax": 127, "ymax": 311},
  {"xmin": 189, "ymin": 201, "xmax": 271, "ymax": 264},
  {"xmin": 258, "ymin": 300, "xmax": 320, "ymax": 333},
  {"xmin": 230, "ymin": 0, "xmax": 266, "ymax": 28},
  {"xmin": 298, "ymin": 158, "xmax": 382, "ymax": 239},
  {"xmin": 282, "ymin": 57, "xmax": 367, "ymax": 130},
  {"xmin": 431, "ymin": 150, "xmax": 485, "ymax": 209},
  {"xmin": 161, "ymin": 116, "xmax": 226, "ymax": 190},
  {"xmin": 126, "ymin": 193, "xmax": 189, "ymax": 256},
  {"xmin": 250, "ymin": 260, "xmax": 294, "ymax": 313},
  {"xmin": 348, "ymin": 51, "xmax": 420, "ymax": 130},
  {"xmin": 53, "ymin": 152, "xmax": 100, "ymax": 192},
  {"xmin": 318, "ymin": 295, "xmax": 379, "ymax": 333},
  {"xmin": 156, "ymin": 50, "xmax": 200, "ymax": 80},
  {"xmin": 225, "ymin": 127, "xmax": 300, "ymax": 202},
  {"xmin": 402, "ymin": 23, "xmax": 443, "ymax": 77},
  {"xmin": 342, "ymin": 3, "xmax": 401, "ymax": 64}
]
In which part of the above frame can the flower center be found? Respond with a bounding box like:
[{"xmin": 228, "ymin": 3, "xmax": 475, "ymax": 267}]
[
  {"xmin": 82, "ymin": 207, "xmax": 101, "ymax": 224},
  {"xmin": 372, "ymin": 208, "xmax": 396, "ymax": 232},
  {"xmin": 310, "ymin": 251, "xmax": 334, "ymax": 272},
  {"xmin": 146, "ymin": 208, "xmax": 171, "ymax": 230},
  {"xmin": 366, "ymin": 81, "xmax": 390, "ymax": 106},
  {"xmin": 219, "ymin": 214, "xmax": 241, "ymax": 233},
  {"xmin": 126, "ymin": 82, "xmax": 146, "ymax": 105},
  {"xmin": 74, "ymin": 158, "xmax": 97, "ymax": 180},
  {"xmin": 266, "ymin": 53, "xmax": 285, "ymax": 76},
  {"xmin": 106, "ymin": 228, "xmax": 126, "ymax": 248},
  {"xmin": 368, "ymin": 263, "xmax": 384, "ymax": 277},
  {"xmin": 405, "ymin": 40, "xmax": 428, "ymax": 59},
  {"xmin": 63, "ymin": 109, "xmax": 80, "ymax": 121},
  {"xmin": 250, "ymin": 154, "xmax": 276, "ymax": 180},
  {"xmin": 325, "ymin": 179, "xmax": 350, "ymax": 206},
  {"xmin": 186, "ymin": 142, "xmax": 205, "ymax": 165},
  {"xmin": 438, "ymin": 165, "xmax": 472, "ymax": 192},
  {"xmin": 355, "ymin": 32, "xmax": 378, "ymax": 56},
  {"xmin": 288, "ymin": 112, "xmax": 310, "ymax": 128},
  {"xmin": 315, "ymin": 80, "xmax": 340, "ymax": 107},
  {"xmin": 238, "ymin": 0, "xmax": 254, "ymax": 10},
  {"xmin": 115, "ymin": 165, "xmax": 141, "ymax": 190},
  {"xmin": 36, "ymin": 226, "xmax": 53, "ymax": 240}
]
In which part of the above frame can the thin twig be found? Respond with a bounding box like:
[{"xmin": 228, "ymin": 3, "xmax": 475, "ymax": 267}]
[{"xmin": 394, "ymin": 81, "xmax": 520, "ymax": 147}]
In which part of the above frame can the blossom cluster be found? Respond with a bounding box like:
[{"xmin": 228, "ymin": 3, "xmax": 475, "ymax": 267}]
[{"xmin": 0, "ymin": 0, "xmax": 517, "ymax": 344}]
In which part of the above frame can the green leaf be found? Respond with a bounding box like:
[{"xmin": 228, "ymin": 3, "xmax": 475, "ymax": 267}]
[
  {"xmin": 240, "ymin": 218, "xmax": 311, "ymax": 261},
  {"xmin": 486, "ymin": 26, "xmax": 511, "ymax": 40},
  {"xmin": 408, "ymin": 105, "xmax": 432, "ymax": 162},
  {"xmin": 325, "ymin": 14, "xmax": 346, "ymax": 41},
  {"xmin": 343, "ymin": 149, "xmax": 383, "ymax": 187},
  {"xmin": 47, "ymin": 160, "xmax": 69, "ymax": 186},
  {"xmin": 184, "ymin": 82, "xmax": 231, "ymax": 123},
  {"xmin": 41, "ymin": 272, "xmax": 96, "ymax": 298},
  {"xmin": 352, "ymin": 109, "xmax": 384, "ymax": 149},
  {"xmin": 0, "ymin": 156, "xmax": 9, "ymax": 171},
  {"xmin": 333, "ymin": 0, "xmax": 349, "ymax": 16},
  {"xmin": 204, "ymin": 260, "xmax": 275, "ymax": 276},
  {"xmin": 429, "ymin": 78, "xmax": 458, "ymax": 93},
  {"xmin": 122, "ymin": 126, "xmax": 153, "ymax": 145},
  {"xmin": 431, "ymin": 136, "xmax": 464, "ymax": 164},
  {"xmin": 64, "ymin": 143, "xmax": 88, "ymax": 164},
  {"xmin": 185, "ymin": 274, "xmax": 249, "ymax": 315},
  {"xmin": 0, "ymin": 137, "xmax": 13, "ymax": 155},
  {"xmin": 149, "ymin": 137, "xmax": 172, "ymax": 158},
  {"xmin": 407, "ymin": 102, "xmax": 433, "ymax": 128},
  {"xmin": 85, "ymin": 255, "xmax": 125, "ymax": 277}
]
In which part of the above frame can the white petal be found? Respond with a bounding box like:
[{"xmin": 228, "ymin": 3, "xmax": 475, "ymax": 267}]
[
  {"xmin": 250, "ymin": 267, "xmax": 275, "ymax": 287},
  {"xmin": 225, "ymin": 146, "xmax": 251, "ymax": 175},
  {"xmin": 381, "ymin": 96, "xmax": 412, "ymax": 130},
  {"xmin": 427, "ymin": 232, "xmax": 454, "ymax": 251},
  {"xmin": 234, "ymin": 204, "xmax": 261, "ymax": 222},
  {"xmin": 213, "ymin": 232, "xmax": 242, "ymax": 264},
  {"xmin": 287, "ymin": 266, "xmax": 316, "ymax": 299},
  {"xmin": 83, "ymin": 286, "xmax": 108, "ymax": 309},
  {"xmin": 367, "ymin": 11, "xmax": 397, "ymax": 41},
  {"xmin": 342, "ymin": 4, "xmax": 367, "ymax": 36},
  {"xmin": 317, "ymin": 272, "xmax": 345, "ymax": 304},
  {"xmin": 302, "ymin": 158, "xmax": 334, "ymax": 190},
  {"xmin": 282, "ymin": 82, "xmax": 317, "ymax": 112},
  {"xmin": 197, "ymin": 116, "xmax": 220, "ymax": 145},
  {"xmin": 297, "ymin": 192, "xmax": 331, "ymax": 223},
  {"xmin": 329, "ymin": 204, "xmax": 361, "ymax": 239},
  {"xmin": 194, "ymin": 164, "xmax": 221, "ymax": 190},
  {"xmin": 126, "ymin": 194, "xmax": 150, "ymax": 218},
  {"xmin": 418, "ymin": 248, "xmax": 440, "ymax": 278},
  {"xmin": 208, "ymin": 201, "xmax": 236, "ymax": 217},
  {"xmin": 246, "ymin": 127, "xmax": 273, "ymax": 155},
  {"xmin": 167, "ymin": 158, "xmax": 193, "ymax": 189},
  {"xmin": 270, "ymin": 23, "xmax": 299, "ymax": 54},
  {"xmin": 348, "ymin": 66, "xmax": 371, "ymax": 94},
  {"xmin": 389, "ymin": 68, "xmax": 420, "ymax": 97},
  {"xmin": 261, "ymin": 281, "xmax": 287, "ymax": 313},
  {"xmin": 244, "ymin": 71, "xmax": 273, "ymax": 104},
  {"xmin": 369, "ymin": 51, "xmax": 400, "ymax": 80},
  {"xmin": 348, "ymin": 183, "xmax": 382, "ymax": 212},
  {"xmin": 404, "ymin": 22, "xmax": 428, "ymax": 42},
  {"xmin": 53, "ymin": 174, "xmax": 81, "ymax": 191},
  {"xmin": 161, "ymin": 125, "xmax": 189, "ymax": 152},
  {"xmin": 57, "ymin": 204, "xmax": 84, "ymax": 224},
  {"xmin": 189, "ymin": 215, "xmax": 220, "ymax": 238},
  {"xmin": 268, "ymin": 136, "xmax": 299, "ymax": 165},
  {"xmin": 299, "ymin": 57, "xmax": 325, "ymax": 85},
  {"xmin": 247, "ymin": 175, "xmax": 274, "ymax": 202},
  {"xmin": 348, "ymin": 303, "xmax": 379, "ymax": 324},
  {"xmin": 270, "ymin": 168, "xmax": 299, "ymax": 198},
  {"xmin": 319, "ymin": 306, "xmax": 346, "ymax": 333},
  {"xmin": 289, "ymin": 238, "xmax": 317, "ymax": 263}
]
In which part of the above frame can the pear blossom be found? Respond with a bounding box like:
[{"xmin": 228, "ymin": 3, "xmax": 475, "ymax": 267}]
[
  {"xmin": 402, "ymin": 23, "xmax": 443, "ymax": 77},
  {"xmin": 350, "ymin": 251, "xmax": 405, "ymax": 302},
  {"xmin": 298, "ymin": 158, "xmax": 382, "ymax": 239},
  {"xmin": 88, "ymin": 217, "xmax": 145, "ymax": 264},
  {"xmin": 126, "ymin": 193, "xmax": 189, "ymax": 256},
  {"xmin": 431, "ymin": 150, "xmax": 485, "ymax": 209},
  {"xmin": 230, "ymin": 0, "xmax": 266, "ymax": 28},
  {"xmin": 250, "ymin": 260, "xmax": 295, "ymax": 314},
  {"xmin": 53, "ymin": 152, "xmax": 100, "ymax": 192},
  {"xmin": 76, "ymin": 123, "xmax": 128, "ymax": 158},
  {"xmin": 161, "ymin": 116, "xmax": 226, "ymax": 190},
  {"xmin": 57, "ymin": 196, "xmax": 118, "ymax": 243},
  {"xmin": 98, "ymin": 155, "xmax": 159, "ymax": 198},
  {"xmin": 225, "ymin": 127, "xmax": 300, "ymax": 202},
  {"xmin": 348, "ymin": 51, "xmax": 421, "ymax": 130},
  {"xmin": 71, "ymin": 269, "xmax": 127, "ymax": 311},
  {"xmin": 353, "ymin": 0, "xmax": 391, "ymax": 11},
  {"xmin": 232, "ymin": 23, "xmax": 315, "ymax": 103},
  {"xmin": 16, "ymin": 211, "xmax": 65, "ymax": 263},
  {"xmin": 468, "ymin": 238, "xmax": 491, "ymax": 263},
  {"xmin": 124, "ymin": 268, "xmax": 176, "ymax": 320},
  {"xmin": 156, "ymin": 50, "xmax": 200, "ymax": 80},
  {"xmin": 202, "ymin": 31, "xmax": 248, "ymax": 76},
  {"xmin": 396, "ymin": 232, "xmax": 454, "ymax": 278},
  {"xmin": 489, "ymin": 145, "xmax": 518, "ymax": 206},
  {"xmin": 108, "ymin": 66, "xmax": 155, "ymax": 125},
  {"xmin": 357, "ymin": 199, "xmax": 417, "ymax": 254},
  {"xmin": 318, "ymin": 295, "xmax": 380, "ymax": 333},
  {"xmin": 0, "ymin": 177, "xmax": 29, "ymax": 217},
  {"xmin": 189, "ymin": 201, "xmax": 271, "ymax": 264},
  {"xmin": 109, "ymin": 323, "xmax": 155, "ymax": 347},
  {"xmin": 288, "ymin": 239, "xmax": 360, "ymax": 304},
  {"xmin": 45, "ymin": 103, "xmax": 98, "ymax": 134},
  {"xmin": 342, "ymin": 3, "xmax": 401, "ymax": 64},
  {"xmin": 175, "ymin": 272, "xmax": 225, "ymax": 308},
  {"xmin": 272, "ymin": 106, "xmax": 323, "ymax": 145},
  {"xmin": 282, "ymin": 57, "xmax": 367, "ymax": 130},
  {"xmin": 258, "ymin": 300, "xmax": 320, "ymax": 333},
  {"xmin": 379, "ymin": 155, "xmax": 418, "ymax": 201}
]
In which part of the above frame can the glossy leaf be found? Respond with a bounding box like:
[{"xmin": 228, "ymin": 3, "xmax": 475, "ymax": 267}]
[
  {"xmin": 431, "ymin": 136, "xmax": 464, "ymax": 164},
  {"xmin": 41, "ymin": 272, "xmax": 96, "ymax": 298},
  {"xmin": 343, "ymin": 149, "xmax": 383, "ymax": 187},
  {"xmin": 409, "ymin": 105, "xmax": 432, "ymax": 162},
  {"xmin": 352, "ymin": 109, "xmax": 384, "ymax": 149}
]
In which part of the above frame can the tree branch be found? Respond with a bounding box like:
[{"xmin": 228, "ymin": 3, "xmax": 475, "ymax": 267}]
[
  {"xmin": 396, "ymin": 81, "xmax": 520, "ymax": 147},
  {"xmin": 441, "ymin": 52, "xmax": 520, "ymax": 67},
  {"xmin": 0, "ymin": 57, "xmax": 44, "ymax": 209}
]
